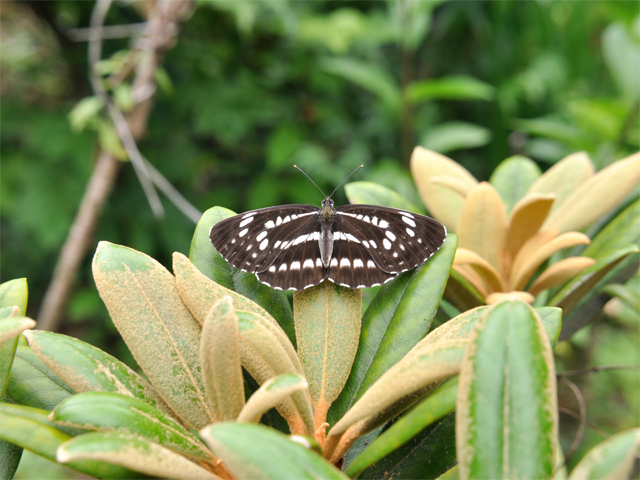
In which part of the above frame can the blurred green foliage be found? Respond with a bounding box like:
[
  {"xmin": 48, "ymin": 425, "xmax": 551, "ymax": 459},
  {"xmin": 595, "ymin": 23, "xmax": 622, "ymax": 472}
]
[{"xmin": 1, "ymin": 1, "xmax": 638, "ymax": 475}]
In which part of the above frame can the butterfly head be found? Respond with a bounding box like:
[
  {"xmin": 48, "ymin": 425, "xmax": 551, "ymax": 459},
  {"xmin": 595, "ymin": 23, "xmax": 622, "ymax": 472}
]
[{"xmin": 321, "ymin": 198, "xmax": 335, "ymax": 220}]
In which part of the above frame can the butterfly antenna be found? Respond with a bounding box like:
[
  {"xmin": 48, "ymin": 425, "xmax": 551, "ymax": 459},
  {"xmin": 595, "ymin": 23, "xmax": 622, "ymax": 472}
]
[
  {"xmin": 294, "ymin": 165, "xmax": 328, "ymax": 199},
  {"xmin": 328, "ymin": 164, "xmax": 364, "ymax": 199}
]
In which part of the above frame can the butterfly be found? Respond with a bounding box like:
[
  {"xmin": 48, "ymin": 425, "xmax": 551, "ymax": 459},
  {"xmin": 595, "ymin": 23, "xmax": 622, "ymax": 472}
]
[{"xmin": 209, "ymin": 166, "xmax": 447, "ymax": 291}]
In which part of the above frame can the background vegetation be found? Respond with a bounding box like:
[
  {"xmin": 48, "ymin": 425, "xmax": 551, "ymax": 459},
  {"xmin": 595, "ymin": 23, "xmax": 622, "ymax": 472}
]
[{"xmin": 2, "ymin": 0, "xmax": 639, "ymax": 477}]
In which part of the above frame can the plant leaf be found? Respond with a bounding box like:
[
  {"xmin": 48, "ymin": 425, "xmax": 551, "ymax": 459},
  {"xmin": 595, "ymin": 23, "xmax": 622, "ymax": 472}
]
[
  {"xmin": 529, "ymin": 257, "xmax": 596, "ymax": 296},
  {"xmin": 328, "ymin": 234, "xmax": 456, "ymax": 426},
  {"xmin": 7, "ymin": 345, "xmax": 73, "ymax": 410},
  {"xmin": 293, "ymin": 282, "xmax": 361, "ymax": 426},
  {"xmin": 319, "ymin": 57, "xmax": 402, "ymax": 115},
  {"xmin": 457, "ymin": 182, "xmax": 507, "ymax": 275},
  {"xmin": 456, "ymin": 301, "xmax": 557, "ymax": 480},
  {"xmin": 200, "ymin": 422, "xmax": 349, "ymax": 480},
  {"xmin": 0, "ymin": 307, "xmax": 24, "ymax": 398},
  {"xmin": 411, "ymin": 147, "xmax": 478, "ymax": 232},
  {"xmin": 443, "ymin": 269, "xmax": 486, "ymax": 312},
  {"xmin": 510, "ymin": 232, "xmax": 591, "ymax": 291},
  {"xmin": 357, "ymin": 412, "xmax": 457, "ymax": 480},
  {"xmin": 534, "ymin": 306, "xmax": 562, "ymax": 348},
  {"xmin": 454, "ymin": 248, "xmax": 504, "ymax": 293},
  {"xmin": 0, "ymin": 432, "xmax": 23, "ymax": 480},
  {"xmin": 236, "ymin": 311, "xmax": 314, "ymax": 436},
  {"xmin": 238, "ymin": 374, "xmax": 308, "ymax": 424},
  {"xmin": 526, "ymin": 151, "xmax": 594, "ymax": 217},
  {"xmin": 507, "ymin": 194, "xmax": 555, "ymax": 260},
  {"xmin": 200, "ymin": 297, "xmax": 244, "ymax": 421},
  {"xmin": 346, "ymin": 378, "xmax": 458, "ymax": 478},
  {"xmin": 420, "ymin": 122, "xmax": 492, "ymax": 154},
  {"xmin": 0, "ymin": 278, "xmax": 28, "ymax": 316},
  {"xmin": 582, "ymin": 199, "xmax": 640, "ymax": 262},
  {"xmin": 0, "ymin": 403, "xmax": 135, "ymax": 479},
  {"xmin": 405, "ymin": 76, "xmax": 495, "ymax": 103},
  {"xmin": 23, "ymin": 330, "xmax": 171, "ymax": 415},
  {"xmin": 0, "ymin": 317, "xmax": 36, "ymax": 347},
  {"xmin": 51, "ymin": 392, "xmax": 214, "ymax": 462},
  {"xmin": 190, "ymin": 207, "xmax": 295, "ymax": 347},
  {"xmin": 489, "ymin": 156, "xmax": 542, "ymax": 213},
  {"xmin": 543, "ymin": 152, "xmax": 640, "ymax": 233},
  {"xmin": 567, "ymin": 428, "xmax": 640, "ymax": 480},
  {"xmin": 345, "ymin": 181, "xmax": 422, "ymax": 213},
  {"xmin": 57, "ymin": 431, "xmax": 219, "ymax": 480},
  {"xmin": 92, "ymin": 241, "xmax": 214, "ymax": 429}
]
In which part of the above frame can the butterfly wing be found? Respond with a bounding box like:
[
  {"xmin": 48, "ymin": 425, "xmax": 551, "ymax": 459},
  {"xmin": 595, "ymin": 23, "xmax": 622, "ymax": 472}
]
[
  {"xmin": 330, "ymin": 205, "xmax": 446, "ymax": 287},
  {"xmin": 209, "ymin": 205, "xmax": 325, "ymax": 290}
]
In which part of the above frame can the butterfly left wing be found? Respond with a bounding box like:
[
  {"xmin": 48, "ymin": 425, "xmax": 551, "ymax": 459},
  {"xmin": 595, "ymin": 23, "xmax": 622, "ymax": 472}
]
[
  {"xmin": 331, "ymin": 205, "xmax": 446, "ymax": 286},
  {"xmin": 209, "ymin": 204, "xmax": 320, "ymax": 277}
]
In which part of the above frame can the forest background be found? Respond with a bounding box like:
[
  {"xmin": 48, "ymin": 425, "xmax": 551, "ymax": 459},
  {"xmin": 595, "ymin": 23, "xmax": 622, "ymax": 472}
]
[{"xmin": 2, "ymin": 0, "xmax": 639, "ymax": 478}]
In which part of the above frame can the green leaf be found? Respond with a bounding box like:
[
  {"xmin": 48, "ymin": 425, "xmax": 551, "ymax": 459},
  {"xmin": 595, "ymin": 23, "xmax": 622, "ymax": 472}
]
[
  {"xmin": 318, "ymin": 58, "xmax": 402, "ymax": 115},
  {"xmin": 200, "ymin": 422, "xmax": 349, "ymax": 480},
  {"xmin": 267, "ymin": 125, "xmax": 304, "ymax": 170},
  {"xmin": 0, "ymin": 278, "xmax": 28, "ymax": 316},
  {"xmin": 68, "ymin": 96, "xmax": 104, "ymax": 132},
  {"xmin": 293, "ymin": 282, "xmax": 361, "ymax": 425},
  {"xmin": 567, "ymin": 428, "xmax": 640, "ymax": 480},
  {"xmin": 420, "ymin": 122, "xmax": 492, "ymax": 154},
  {"xmin": 443, "ymin": 269, "xmax": 486, "ymax": 312},
  {"xmin": 57, "ymin": 431, "xmax": 218, "ymax": 480},
  {"xmin": 235, "ymin": 311, "xmax": 314, "ymax": 436},
  {"xmin": 51, "ymin": 392, "xmax": 214, "ymax": 461},
  {"xmin": 602, "ymin": 23, "xmax": 640, "ymax": 101},
  {"xmin": 24, "ymin": 330, "xmax": 172, "ymax": 416},
  {"xmin": 190, "ymin": 207, "xmax": 295, "ymax": 347},
  {"xmin": 238, "ymin": 374, "xmax": 309, "ymax": 424},
  {"xmin": 0, "ymin": 317, "xmax": 35, "ymax": 347},
  {"xmin": 489, "ymin": 156, "xmax": 542, "ymax": 212},
  {"xmin": 200, "ymin": 297, "xmax": 245, "ymax": 422},
  {"xmin": 346, "ymin": 378, "xmax": 458, "ymax": 478},
  {"xmin": 601, "ymin": 283, "xmax": 640, "ymax": 311},
  {"xmin": 582, "ymin": 199, "xmax": 640, "ymax": 262},
  {"xmin": 7, "ymin": 345, "xmax": 73, "ymax": 410},
  {"xmin": 357, "ymin": 412, "xmax": 457, "ymax": 480},
  {"xmin": 345, "ymin": 181, "xmax": 422, "ymax": 213},
  {"xmin": 456, "ymin": 301, "xmax": 557, "ymax": 480},
  {"xmin": 405, "ymin": 76, "xmax": 495, "ymax": 103},
  {"xmin": 0, "ymin": 403, "xmax": 135, "ymax": 479},
  {"xmin": 0, "ymin": 434, "xmax": 22, "ymax": 480},
  {"xmin": 0, "ymin": 306, "xmax": 24, "ymax": 398},
  {"xmin": 552, "ymin": 246, "xmax": 639, "ymax": 338},
  {"xmin": 328, "ymin": 234, "xmax": 456, "ymax": 426},
  {"xmin": 535, "ymin": 306, "xmax": 562, "ymax": 348},
  {"xmin": 92, "ymin": 241, "xmax": 214, "ymax": 429},
  {"xmin": 97, "ymin": 119, "xmax": 128, "ymax": 160}
]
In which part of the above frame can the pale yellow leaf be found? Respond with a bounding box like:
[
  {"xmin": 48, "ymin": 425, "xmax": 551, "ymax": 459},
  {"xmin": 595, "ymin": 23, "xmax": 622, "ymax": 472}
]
[
  {"xmin": 511, "ymin": 232, "xmax": 591, "ymax": 291},
  {"xmin": 453, "ymin": 265, "xmax": 490, "ymax": 298},
  {"xmin": 429, "ymin": 176, "xmax": 473, "ymax": 198},
  {"xmin": 527, "ymin": 151, "xmax": 594, "ymax": 216},
  {"xmin": 411, "ymin": 147, "xmax": 478, "ymax": 231},
  {"xmin": 510, "ymin": 230, "xmax": 559, "ymax": 288},
  {"xmin": 237, "ymin": 374, "xmax": 308, "ymax": 424},
  {"xmin": 486, "ymin": 291, "xmax": 535, "ymax": 305},
  {"xmin": 544, "ymin": 152, "xmax": 640, "ymax": 233},
  {"xmin": 507, "ymin": 193, "xmax": 556, "ymax": 260},
  {"xmin": 200, "ymin": 297, "xmax": 244, "ymax": 421},
  {"xmin": 454, "ymin": 248, "xmax": 505, "ymax": 293},
  {"xmin": 456, "ymin": 182, "xmax": 507, "ymax": 275},
  {"xmin": 528, "ymin": 257, "xmax": 596, "ymax": 296}
]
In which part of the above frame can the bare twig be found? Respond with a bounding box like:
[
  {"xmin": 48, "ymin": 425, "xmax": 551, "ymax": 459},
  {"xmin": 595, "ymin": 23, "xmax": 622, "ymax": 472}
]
[
  {"xmin": 37, "ymin": 0, "xmax": 193, "ymax": 332},
  {"xmin": 557, "ymin": 365, "xmax": 640, "ymax": 377},
  {"xmin": 560, "ymin": 378, "xmax": 587, "ymax": 463},
  {"xmin": 558, "ymin": 407, "xmax": 611, "ymax": 439},
  {"xmin": 67, "ymin": 22, "xmax": 147, "ymax": 42}
]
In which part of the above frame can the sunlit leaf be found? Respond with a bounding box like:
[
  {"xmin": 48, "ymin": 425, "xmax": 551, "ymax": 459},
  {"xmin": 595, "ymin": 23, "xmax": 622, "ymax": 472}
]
[
  {"xmin": 489, "ymin": 155, "xmax": 542, "ymax": 212},
  {"xmin": 568, "ymin": 428, "xmax": 640, "ymax": 480},
  {"xmin": 406, "ymin": 76, "xmax": 495, "ymax": 103},
  {"xmin": 345, "ymin": 181, "xmax": 422, "ymax": 213}
]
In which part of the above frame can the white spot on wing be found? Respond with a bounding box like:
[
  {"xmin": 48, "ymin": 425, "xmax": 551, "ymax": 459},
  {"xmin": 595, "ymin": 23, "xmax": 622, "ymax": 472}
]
[
  {"xmin": 269, "ymin": 266, "xmax": 276, "ymax": 273},
  {"xmin": 259, "ymin": 239, "xmax": 269, "ymax": 250},
  {"xmin": 279, "ymin": 264, "xmax": 287, "ymax": 272},
  {"xmin": 239, "ymin": 216, "xmax": 254, "ymax": 228},
  {"xmin": 340, "ymin": 258, "xmax": 350, "ymax": 268},
  {"xmin": 386, "ymin": 231, "xmax": 396, "ymax": 241},
  {"xmin": 363, "ymin": 240, "xmax": 370, "ymax": 248},
  {"xmin": 367, "ymin": 260, "xmax": 376, "ymax": 268},
  {"xmin": 274, "ymin": 240, "xmax": 282, "ymax": 248},
  {"xmin": 265, "ymin": 220, "xmax": 275, "ymax": 229},
  {"xmin": 257, "ymin": 231, "xmax": 268, "ymax": 241},
  {"xmin": 316, "ymin": 258, "xmax": 323, "ymax": 267},
  {"xmin": 290, "ymin": 261, "xmax": 301, "ymax": 270},
  {"xmin": 303, "ymin": 259, "xmax": 314, "ymax": 269},
  {"xmin": 400, "ymin": 211, "xmax": 415, "ymax": 218},
  {"xmin": 402, "ymin": 216, "xmax": 416, "ymax": 227},
  {"xmin": 406, "ymin": 228, "xmax": 415, "ymax": 237},
  {"xmin": 239, "ymin": 228, "xmax": 249, "ymax": 237},
  {"xmin": 353, "ymin": 259, "xmax": 364, "ymax": 268},
  {"xmin": 379, "ymin": 219, "xmax": 389, "ymax": 228},
  {"xmin": 370, "ymin": 240, "xmax": 377, "ymax": 249},
  {"xmin": 276, "ymin": 217, "xmax": 283, "ymax": 226},
  {"xmin": 383, "ymin": 239, "xmax": 392, "ymax": 249},
  {"xmin": 330, "ymin": 258, "xmax": 338, "ymax": 267},
  {"xmin": 345, "ymin": 233, "xmax": 361, "ymax": 243}
]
